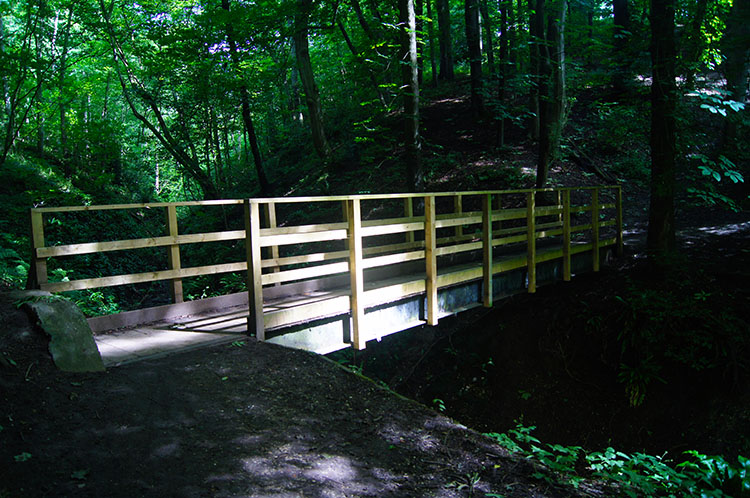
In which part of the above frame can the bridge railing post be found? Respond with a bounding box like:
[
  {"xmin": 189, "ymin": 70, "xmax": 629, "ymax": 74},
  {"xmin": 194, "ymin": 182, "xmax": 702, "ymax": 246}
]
[
  {"xmin": 526, "ymin": 190, "xmax": 536, "ymax": 293},
  {"xmin": 454, "ymin": 194, "xmax": 463, "ymax": 238},
  {"xmin": 615, "ymin": 186, "xmax": 624, "ymax": 256},
  {"xmin": 28, "ymin": 209, "xmax": 47, "ymax": 290},
  {"xmin": 245, "ymin": 199, "xmax": 264, "ymax": 340},
  {"xmin": 482, "ymin": 194, "xmax": 493, "ymax": 307},
  {"xmin": 592, "ymin": 187, "xmax": 600, "ymax": 271},
  {"xmin": 424, "ymin": 195, "xmax": 438, "ymax": 325},
  {"xmin": 263, "ymin": 202, "xmax": 281, "ymax": 286},
  {"xmin": 346, "ymin": 198, "xmax": 366, "ymax": 350},
  {"xmin": 404, "ymin": 197, "xmax": 415, "ymax": 244},
  {"xmin": 165, "ymin": 205, "xmax": 183, "ymax": 303},
  {"xmin": 562, "ymin": 189, "xmax": 571, "ymax": 281}
]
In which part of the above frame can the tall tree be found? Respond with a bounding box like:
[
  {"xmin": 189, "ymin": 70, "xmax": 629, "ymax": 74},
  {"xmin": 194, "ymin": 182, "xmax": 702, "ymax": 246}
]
[
  {"xmin": 719, "ymin": 0, "xmax": 750, "ymax": 151},
  {"xmin": 647, "ymin": 0, "xmax": 677, "ymax": 255},
  {"xmin": 221, "ymin": 0, "xmax": 270, "ymax": 194},
  {"xmin": 536, "ymin": 0, "xmax": 566, "ymax": 188},
  {"xmin": 426, "ymin": 0, "xmax": 439, "ymax": 86},
  {"xmin": 398, "ymin": 0, "xmax": 423, "ymax": 190},
  {"xmin": 479, "ymin": 0, "xmax": 495, "ymax": 76},
  {"xmin": 465, "ymin": 0, "xmax": 484, "ymax": 115},
  {"xmin": 436, "ymin": 0, "xmax": 454, "ymax": 80},
  {"xmin": 612, "ymin": 0, "xmax": 631, "ymax": 94},
  {"xmin": 293, "ymin": 0, "xmax": 333, "ymax": 164}
]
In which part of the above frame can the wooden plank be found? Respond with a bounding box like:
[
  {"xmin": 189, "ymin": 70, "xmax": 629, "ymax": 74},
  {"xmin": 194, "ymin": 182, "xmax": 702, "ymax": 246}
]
[
  {"xmin": 260, "ymin": 228, "xmax": 348, "ymax": 247},
  {"xmin": 29, "ymin": 210, "xmax": 47, "ymax": 287},
  {"xmin": 482, "ymin": 194, "xmax": 493, "ymax": 307},
  {"xmin": 260, "ymin": 221, "xmax": 348, "ymax": 236},
  {"xmin": 435, "ymin": 241, "xmax": 482, "ymax": 257},
  {"xmin": 363, "ymin": 278, "xmax": 426, "ymax": 306},
  {"xmin": 264, "ymin": 295, "xmax": 351, "ymax": 330},
  {"xmin": 261, "ymin": 261, "xmax": 350, "ymax": 285},
  {"xmin": 347, "ymin": 199, "xmax": 366, "ymax": 350},
  {"xmin": 264, "ymin": 202, "xmax": 281, "ymax": 284},
  {"xmin": 492, "ymin": 234, "xmax": 527, "ymax": 247},
  {"xmin": 262, "ymin": 250, "xmax": 348, "ymax": 268},
  {"xmin": 563, "ymin": 189, "xmax": 571, "ymax": 281},
  {"xmin": 434, "ymin": 213, "xmax": 482, "ymax": 229},
  {"xmin": 37, "ymin": 230, "xmax": 246, "ymax": 258},
  {"xmin": 592, "ymin": 188, "xmax": 600, "ymax": 272},
  {"xmin": 246, "ymin": 200, "xmax": 265, "ymax": 341},
  {"xmin": 33, "ymin": 199, "xmax": 246, "ymax": 213},
  {"xmin": 424, "ymin": 195, "xmax": 438, "ymax": 326},
  {"xmin": 492, "ymin": 207, "xmax": 527, "ymax": 221},
  {"xmin": 361, "ymin": 219, "xmax": 424, "ymax": 237},
  {"xmin": 404, "ymin": 197, "xmax": 415, "ymax": 244},
  {"xmin": 526, "ymin": 191, "xmax": 536, "ymax": 293},
  {"xmin": 454, "ymin": 194, "xmax": 463, "ymax": 238},
  {"xmin": 165, "ymin": 205, "xmax": 183, "ymax": 303},
  {"xmin": 615, "ymin": 186, "xmax": 624, "ymax": 256},
  {"xmin": 39, "ymin": 261, "xmax": 248, "ymax": 293},
  {"xmin": 362, "ymin": 250, "xmax": 425, "ymax": 269}
]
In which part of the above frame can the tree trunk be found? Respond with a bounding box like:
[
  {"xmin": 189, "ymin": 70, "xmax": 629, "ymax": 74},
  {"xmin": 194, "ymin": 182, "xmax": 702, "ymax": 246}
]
[
  {"xmin": 528, "ymin": 0, "xmax": 542, "ymax": 140},
  {"xmin": 465, "ymin": 0, "xmax": 483, "ymax": 115},
  {"xmin": 398, "ymin": 0, "xmax": 423, "ymax": 191},
  {"xmin": 612, "ymin": 0, "xmax": 630, "ymax": 94},
  {"xmin": 221, "ymin": 0, "xmax": 270, "ymax": 194},
  {"xmin": 294, "ymin": 0, "xmax": 333, "ymax": 164},
  {"xmin": 427, "ymin": 0, "xmax": 439, "ymax": 86},
  {"xmin": 479, "ymin": 0, "xmax": 495, "ymax": 76},
  {"xmin": 536, "ymin": 0, "xmax": 565, "ymax": 188},
  {"xmin": 437, "ymin": 0, "xmax": 455, "ymax": 80},
  {"xmin": 720, "ymin": 0, "xmax": 750, "ymax": 151},
  {"xmin": 646, "ymin": 0, "xmax": 677, "ymax": 255}
]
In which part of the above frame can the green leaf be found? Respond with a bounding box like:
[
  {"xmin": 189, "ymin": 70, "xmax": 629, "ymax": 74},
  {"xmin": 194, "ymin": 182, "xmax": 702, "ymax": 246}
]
[{"xmin": 14, "ymin": 452, "xmax": 32, "ymax": 462}]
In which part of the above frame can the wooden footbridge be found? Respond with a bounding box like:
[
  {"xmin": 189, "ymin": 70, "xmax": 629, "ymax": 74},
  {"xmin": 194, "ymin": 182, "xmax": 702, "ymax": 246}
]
[{"xmin": 29, "ymin": 186, "xmax": 623, "ymax": 355}]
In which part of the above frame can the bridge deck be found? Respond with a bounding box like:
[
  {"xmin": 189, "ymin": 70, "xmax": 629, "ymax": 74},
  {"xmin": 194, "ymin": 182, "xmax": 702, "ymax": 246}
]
[{"xmin": 30, "ymin": 187, "xmax": 623, "ymax": 361}]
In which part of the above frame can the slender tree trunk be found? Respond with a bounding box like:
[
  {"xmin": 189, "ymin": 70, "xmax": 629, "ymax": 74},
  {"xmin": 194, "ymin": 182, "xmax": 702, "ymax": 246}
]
[
  {"xmin": 613, "ymin": 0, "xmax": 631, "ymax": 94},
  {"xmin": 465, "ymin": 0, "xmax": 484, "ymax": 115},
  {"xmin": 427, "ymin": 0, "xmax": 439, "ymax": 86},
  {"xmin": 337, "ymin": 19, "xmax": 387, "ymax": 107},
  {"xmin": 399, "ymin": 0, "xmax": 423, "ymax": 191},
  {"xmin": 294, "ymin": 0, "xmax": 333, "ymax": 164},
  {"xmin": 437, "ymin": 0, "xmax": 454, "ymax": 80},
  {"xmin": 351, "ymin": 0, "xmax": 375, "ymax": 39},
  {"xmin": 496, "ymin": 0, "xmax": 509, "ymax": 146},
  {"xmin": 221, "ymin": 0, "xmax": 270, "ymax": 193},
  {"xmin": 683, "ymin": 0, "xmax": 707, "ymax": 89},
  {"xmin": 720, "ymin": 0, "xmax": 750, "ymax": 151},
  {"xmin": 479, "ymin": 0, "xmax": 495, "ymax": 76},
  {"xmin": 647, "ymin": 0, "xmax": 677, "ymax": 255},
  {"xmin": 528, "ymin": 0, "xmax": 542, "ymax": 140},
  {"xmin": 416, "ymin": 0, "xmax": 424, "ymax": 85},
  {"xmin": 536, "ymin": 0, "xmax": 565, "ymax": 188}
]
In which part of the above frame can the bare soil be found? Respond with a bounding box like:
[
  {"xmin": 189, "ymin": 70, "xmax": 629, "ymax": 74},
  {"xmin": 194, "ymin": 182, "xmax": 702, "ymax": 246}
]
[{"xmin": 1, "ymin": 292, "xmax": 608, "ymax": 498}]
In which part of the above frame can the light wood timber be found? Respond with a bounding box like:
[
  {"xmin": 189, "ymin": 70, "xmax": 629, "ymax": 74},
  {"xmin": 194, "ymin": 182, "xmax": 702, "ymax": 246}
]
[
  {"xmin": 259, "ymin": 228, "xmax": 348, "ymax": 247},
  {"xmin": 592, "ymin": 188, "xmax": 600, "ymax": 271},
  {"xmin": 246, "ymin": 200, "xmax": 264, "ymax": 340},
  {"xmin": 36, "ymin": 230, "xmax": 246, "ymax": 258},
  {"xmin": 526, "ymin": 192, "xmax": 536, "ymax": 293},
  {"xmin": 32, "ymin": 199, "xmax": 245, "ymax": 213},
  {"xmin": 347, "ymin": 199, "xmax": 366, "ymax": 350},
  {"xmin": 424, "ymin": 195, "xmax": 438, "ymax": 325},
  {"xmin": 454, "ymin": 194, "xmax": 464, "ymax": 238},
  {"xmin": 40, "ymin": 261, "xmax": 248, "ymax": 292},
  {"xmin": 261, "ymin": 261, "xmax": 350, "ymax": 285},
  {"xmin": 435, "ymin": 241, "xmax": 482, "ymax": 257},
  {"xmin": 482, "ymin": 194, "xmax": 493, "ymax": 307},
  {"xmin": 165, "ymin": 205, "xmax": 183, "ymax": 303},
  {"xmin": 264, "ymin": 202, "xmax": 281, "ymax": 284},
  {"xmin": 563, "ymin": 189, "xmax": 571, "ymax": 281},
  {"xmin": 29, "ymin": 209, "xmax": 47, "ymax": 287},
  {"xmin": 404, "ymin": 197, "xmax": 415, "ymax": 244},
  {"xmin": 363, "ymin": 249, "xmax": 425, "ymax": 269}
]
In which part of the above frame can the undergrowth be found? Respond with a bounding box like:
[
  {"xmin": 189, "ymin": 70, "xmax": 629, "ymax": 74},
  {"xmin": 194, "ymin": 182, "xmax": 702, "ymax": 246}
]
[{"xmin": 485, "ymin": 423, "xmax": 750, "ymax": 498}]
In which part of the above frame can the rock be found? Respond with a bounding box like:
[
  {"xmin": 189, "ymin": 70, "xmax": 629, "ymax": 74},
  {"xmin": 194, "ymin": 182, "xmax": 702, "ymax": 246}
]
[{"xmin": 12, "ymin": 291, "xmax": 105, "ymax": 372}]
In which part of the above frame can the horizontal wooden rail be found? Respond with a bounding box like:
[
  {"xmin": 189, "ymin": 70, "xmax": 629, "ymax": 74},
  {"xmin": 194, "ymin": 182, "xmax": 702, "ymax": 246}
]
[{"xmin": 30, "ymin": 186, "xmax": 623, "ymax": 350}]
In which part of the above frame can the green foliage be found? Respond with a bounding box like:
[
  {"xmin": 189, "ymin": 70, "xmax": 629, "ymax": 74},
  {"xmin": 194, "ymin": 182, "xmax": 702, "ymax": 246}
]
[{"xmin": 485, "ymin": 424, "xmax": 750, "ymax": 497}]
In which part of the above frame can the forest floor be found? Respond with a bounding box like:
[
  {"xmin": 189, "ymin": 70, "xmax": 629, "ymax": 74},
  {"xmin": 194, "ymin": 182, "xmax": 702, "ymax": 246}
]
[{"xmin": 2, "ymin": 89, "xmax": 749, "ymax": 497}]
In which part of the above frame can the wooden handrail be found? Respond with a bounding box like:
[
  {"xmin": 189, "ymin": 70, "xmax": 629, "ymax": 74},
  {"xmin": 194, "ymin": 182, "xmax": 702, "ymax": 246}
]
[{"xmin": 30, "ymin": 186, "xmax": 624, "ymax": 349}]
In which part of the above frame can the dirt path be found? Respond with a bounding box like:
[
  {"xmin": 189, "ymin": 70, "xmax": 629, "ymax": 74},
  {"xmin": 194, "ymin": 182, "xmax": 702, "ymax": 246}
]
[{"xmin": 1, "ymin": 295, "xmax": 604, "ymax": 497}]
